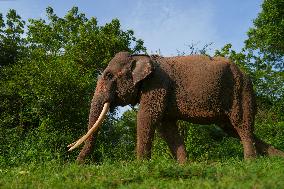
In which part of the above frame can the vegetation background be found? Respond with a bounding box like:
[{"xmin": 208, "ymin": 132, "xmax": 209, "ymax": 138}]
[{"xmin": 0, "ymin": 0, "xmax": 284, "ymax": 188}]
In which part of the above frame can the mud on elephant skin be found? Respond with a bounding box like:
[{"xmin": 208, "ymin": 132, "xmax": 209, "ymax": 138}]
[{"xmin": 68, "ymin": 51, "xmax": 284, "ymax": 164}]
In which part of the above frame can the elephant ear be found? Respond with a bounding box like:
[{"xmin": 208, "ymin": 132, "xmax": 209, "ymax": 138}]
[{"xmin": 131, "ymin": 56, "xmax": 154, "ymax": 86}]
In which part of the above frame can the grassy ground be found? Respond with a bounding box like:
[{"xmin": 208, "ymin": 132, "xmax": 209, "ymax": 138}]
[{"xmin": 1, "ymin": 157, "xmax": 284, "ymax": 189}]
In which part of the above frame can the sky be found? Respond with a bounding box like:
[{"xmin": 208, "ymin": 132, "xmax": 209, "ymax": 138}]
[{"xmin": 0, "ymin": 0, "xmax": 263, "ymax": 56}]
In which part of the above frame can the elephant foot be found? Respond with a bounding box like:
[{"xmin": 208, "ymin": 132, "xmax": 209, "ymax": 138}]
[
  {"xmin": 75, "ymin": 149, "xmax": 90, "ymax": 165},
  {"xmin": 244, "ymin": 152, "xmax": 257, "ymax": 160},
  {"xmin": 177, "ymin": 156, "xmax": 187, "ymax": 165},
  {"xmin": 176, "ymin": 146, "xmax": 187, "ymax": 164},
  {"xmin": 76, "ymin": 156, "xmax": 86, "ymax": 164},
  {"xmin": 242, "ymin": 140, "xmax": 257, "ymax": 160},
  {"xmin": 243, "ymin": 148, "xmax": 257, "ymax": 160}
]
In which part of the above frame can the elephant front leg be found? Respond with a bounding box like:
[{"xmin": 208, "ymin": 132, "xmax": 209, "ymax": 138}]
[
  {"xmin": 136, "ymin": 80, "xmax": 169, "ymax": 160},
  {"xmin": 136, "ymin": 113, "xmax": 156, "ymax": 160}
]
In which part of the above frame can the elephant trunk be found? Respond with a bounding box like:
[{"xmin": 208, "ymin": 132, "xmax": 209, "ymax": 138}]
[{"xmin": 68, "ymin": 98, "xmax": 110, "ymax": 151}]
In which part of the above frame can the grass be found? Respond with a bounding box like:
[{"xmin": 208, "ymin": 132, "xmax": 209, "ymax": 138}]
[{"xmin": 1, "ymin": 157, "xmax": 284, "ymax": 189}]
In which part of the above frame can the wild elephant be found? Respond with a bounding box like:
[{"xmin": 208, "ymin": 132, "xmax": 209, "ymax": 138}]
[{"xmin": 68, "ymin": 52, "xmax": 284, "ymax": 164}]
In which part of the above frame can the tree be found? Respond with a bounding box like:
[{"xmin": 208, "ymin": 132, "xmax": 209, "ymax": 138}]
[
  {"xmin": 0, "ymin": 9, "xmax": 25, "ymax": 67},
  {"xmin": 215, "ymin": 0, "xmax": 284, "ymax": 121},
  {"xmin": 245, "ymin": 0, "xmax": 284, "ymax": 70},
  {"xmin": 245, "ymin": 0, "xmax": 284, "ymax": 120},
  {"xmin": 27, "ymin": 7, "xmax": 145, "ymax": 73},
  {"xmin": 0, "ymin": 7, "xmax": 146, "ymax": 164}
]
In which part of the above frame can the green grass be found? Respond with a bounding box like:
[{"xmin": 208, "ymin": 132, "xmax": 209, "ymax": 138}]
[{"xmin": 1, "ymin": 157, "xmax": 284, "ymax": 189}]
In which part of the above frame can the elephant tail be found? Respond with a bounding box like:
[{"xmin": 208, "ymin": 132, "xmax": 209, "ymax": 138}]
[{"xmin": 254, "ymin": 135, "xmax": 284, "ymax": 157}]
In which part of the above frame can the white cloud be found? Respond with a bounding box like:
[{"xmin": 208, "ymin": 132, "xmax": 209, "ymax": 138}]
[{"xmin": 124, "ymin": 0, "xmax": 219, "ymax": 56}]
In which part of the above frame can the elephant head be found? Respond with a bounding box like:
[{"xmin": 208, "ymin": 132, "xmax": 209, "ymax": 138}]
[{"xmin": 68, "ymin": 52, "xmax": 154, "ymax": 151}]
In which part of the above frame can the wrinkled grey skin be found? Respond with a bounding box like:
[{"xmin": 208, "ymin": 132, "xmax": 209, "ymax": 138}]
[{"xmin": 75, "ymin": 52, "xmax": 284, "ymax": 164}]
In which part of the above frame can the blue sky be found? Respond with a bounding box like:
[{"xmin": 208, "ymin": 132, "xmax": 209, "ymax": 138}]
[{"xmin": 0, "ymin": 0, "xmax": 263, "ymax": 55}]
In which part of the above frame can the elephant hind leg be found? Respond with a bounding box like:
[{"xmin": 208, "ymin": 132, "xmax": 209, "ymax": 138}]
[
  {"xmin": 157, "ymin": 121, "xmax": 187, "ymax": 164},
  {"xmin": 229, "ymin": 102, "xmax": 257, "ymax": 159},
  {"xmin": 229, "ymin": 105, "xmax": 257, "ymax": 159},
  {"xmin": 228, "ymin": 75, "xmax": 257, "ymax": 159},
  {"xmin": 221, "ymin": 120, "xmax": 257, "ymax": 159},
  {"xmin": 234, "ymin": 126, "xmax": 257, "ymax": 159}
]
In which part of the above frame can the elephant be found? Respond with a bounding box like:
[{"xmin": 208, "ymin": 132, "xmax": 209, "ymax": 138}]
[{"xmin": 68, "ymin": 51, "xmax": 284, "ymax": 164}]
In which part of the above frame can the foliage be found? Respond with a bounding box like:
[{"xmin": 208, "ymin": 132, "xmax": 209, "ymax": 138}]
[
  {"xmin": 0, "ymin": 9, "xmax": 26, "ymax": 67},
  {"xmin": 177, "ymin": 42, "xmax": 213, "ymax": 56},
  {"xmin": 255, "ymin": 122, "xmax": 284, "ymax": 149},
  {"xmin": 246, "ymin": 0, "xmax": 284, "ymax": 122},
  {"xmin": 0, "ymin": 7, "xmax": 145, "ymax": 166},
  {"xmin": 0, "ymin": 59, "xmax": 92, "ymax": 166},
  {"xmin": 246, "ymin": 0, "xmax": 284, "ymax": 69},
  {"xmin": 27, "ymin": 7, "xmax": 145, "ymax": 73},
  {"xmin": 88, "ymin": 109, "xmax": 137, "ymax": 162}
]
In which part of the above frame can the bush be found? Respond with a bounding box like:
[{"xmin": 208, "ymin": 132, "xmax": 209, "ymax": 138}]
[
  {"xmin": 0, "ymin": 59, "xmax": 92, "ymax": 166},
  {"xmin": 0, "ymin": 7, "xmax": 145, "ymax": 166},
  {"xmin": 89, "ymin": 110, "xmax": 137, "ymax": 162},
  {"xmin": 254, "ymin": 121, "xmax": 284, "ymax": 150}
]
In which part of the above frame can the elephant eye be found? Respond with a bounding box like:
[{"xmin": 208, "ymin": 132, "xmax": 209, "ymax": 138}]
[{"xmin": 105, "ymin": 72, "xmax": 114, "ymax": 80}]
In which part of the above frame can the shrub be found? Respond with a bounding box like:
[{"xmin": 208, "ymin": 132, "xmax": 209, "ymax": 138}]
[
  {"xmin": 254, "ymin": 121, "xmax": 284, "ymax": 150},
  {"xmin": 0, "ymin": 7, "xmax": 145, "ymax": 166}
]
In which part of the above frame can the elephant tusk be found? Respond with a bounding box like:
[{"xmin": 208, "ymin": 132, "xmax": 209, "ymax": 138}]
[{"xmin": 67, "ymin": 102, "xmax": 110, "ymax": 151}]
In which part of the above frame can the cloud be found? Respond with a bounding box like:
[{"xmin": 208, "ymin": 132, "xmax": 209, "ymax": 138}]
[{"xmin": 124, "ymin": 0, "xmax": 219, "ymax": 55}]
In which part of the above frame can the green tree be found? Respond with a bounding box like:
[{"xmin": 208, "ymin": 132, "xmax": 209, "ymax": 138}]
[
  {"xmin": 0, "ymin": 9, "xmax": 25, "ymax": 67},
  {"xmin": 245, "ymin": 0, "xmax": 284, "ymax": 120},
  {"xmin": 27, "ymin": 7, "xmax": 145, "ymax": 72},
  {"xmin": 215, "ymin": 0, "xmax": 284, "ymax": 121},
  {"xmin": 0, "ymin": 7, "xmax": 146, "ymax": 165},
  {"xmin": 246, "ymin": 0, "xmax": 284, "ymax": 70}
]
